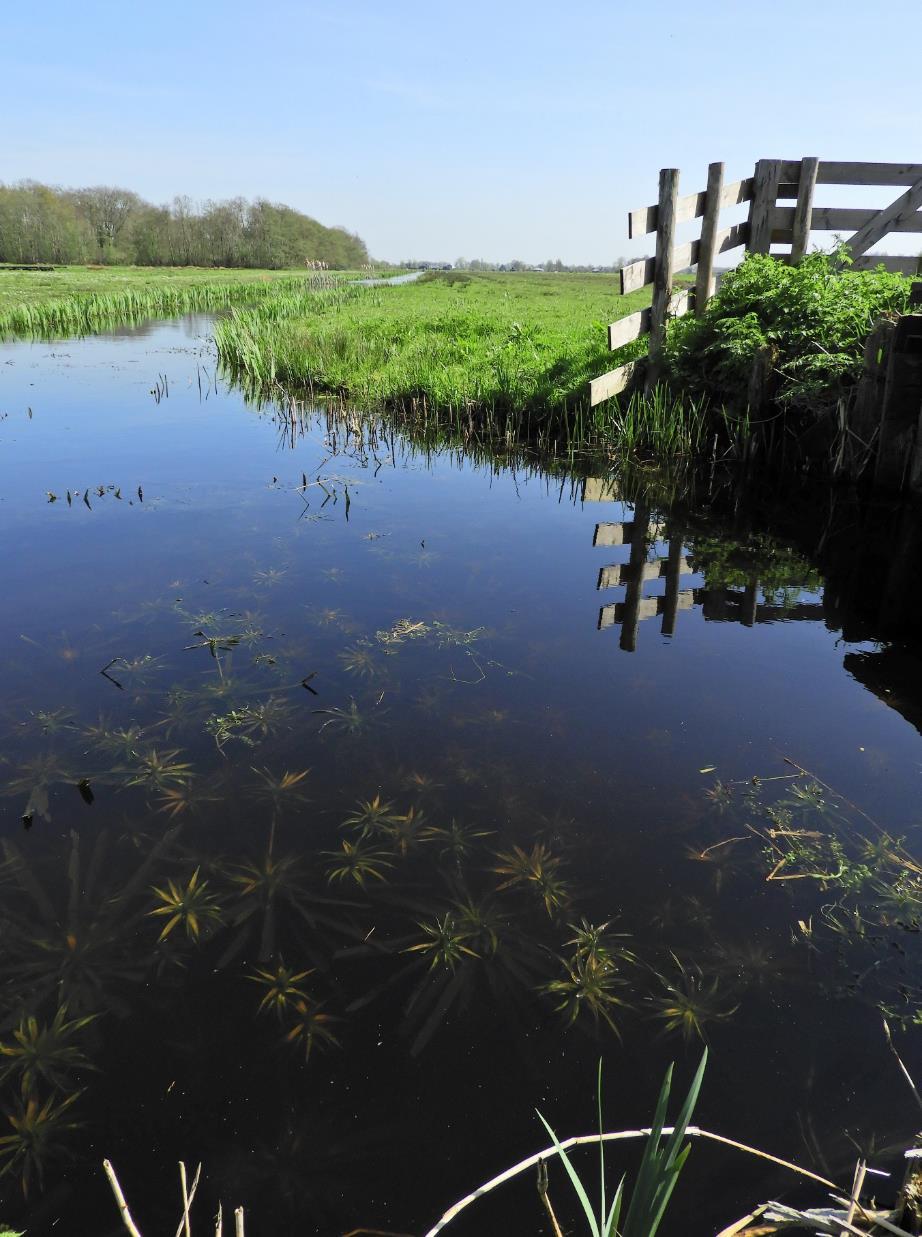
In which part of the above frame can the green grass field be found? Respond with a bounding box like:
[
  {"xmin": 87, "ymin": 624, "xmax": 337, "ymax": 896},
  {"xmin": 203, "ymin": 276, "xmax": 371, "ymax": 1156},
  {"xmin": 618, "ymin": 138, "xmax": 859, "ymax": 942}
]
[
  {"xmin": 0, "ymin": 264, "xmax": 316, "ymax": 316},
  {"xmin": 0, "ymin": 264, "xmax": 395, "ymax": 339},
  {"xmin": 0, "ymin": 265, "xmax": 675, "ymax": 442},
  {"xmin": 214, "ymin": 270, "xmax": 654, "ymax": 419}
]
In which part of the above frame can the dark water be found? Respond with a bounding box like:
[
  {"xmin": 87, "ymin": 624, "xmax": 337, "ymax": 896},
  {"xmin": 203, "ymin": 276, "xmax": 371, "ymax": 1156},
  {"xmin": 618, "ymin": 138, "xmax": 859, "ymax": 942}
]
[{"xmin": 2, "ymin": 316, "xmax": 922, "ymax": 1236}]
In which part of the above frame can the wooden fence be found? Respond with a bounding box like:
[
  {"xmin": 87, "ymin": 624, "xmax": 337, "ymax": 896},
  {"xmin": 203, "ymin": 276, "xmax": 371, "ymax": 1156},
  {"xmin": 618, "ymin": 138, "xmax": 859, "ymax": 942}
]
[{"xmin": 590, "ymin": 158, "xmax": 922, "ymax": 405}]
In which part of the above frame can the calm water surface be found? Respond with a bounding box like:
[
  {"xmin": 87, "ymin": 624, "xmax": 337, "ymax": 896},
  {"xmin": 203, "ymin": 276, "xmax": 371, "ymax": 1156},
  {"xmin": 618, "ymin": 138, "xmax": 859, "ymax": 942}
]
[{"xmin": 2, "ymin": 316, "xmax": 922, "ymax": 1235}]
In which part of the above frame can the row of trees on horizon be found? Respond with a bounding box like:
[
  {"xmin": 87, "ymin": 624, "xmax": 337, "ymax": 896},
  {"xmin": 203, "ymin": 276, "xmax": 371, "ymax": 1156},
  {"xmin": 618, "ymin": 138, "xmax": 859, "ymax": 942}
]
[
  {"xmin": 409, "ymin": 256, "xmax": 630, "ymax": 273},
  {"xmin": 0, "ymin": 181, "xmax": 369, "ymax": 269}
]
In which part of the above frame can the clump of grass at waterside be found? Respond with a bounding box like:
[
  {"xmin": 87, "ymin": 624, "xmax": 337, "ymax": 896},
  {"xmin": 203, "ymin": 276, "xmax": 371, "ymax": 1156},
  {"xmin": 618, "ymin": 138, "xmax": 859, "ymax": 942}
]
[
  {"xmin": 214, "ymin": 271, "xmax": 655, "ymax": 423},
  {"xmin": 607, "ymin": 386, "xmax": 749, "ymax": 458},
  {"xmin": 0, "ymin": 266, "xmax": 346, "ymax": 340}
]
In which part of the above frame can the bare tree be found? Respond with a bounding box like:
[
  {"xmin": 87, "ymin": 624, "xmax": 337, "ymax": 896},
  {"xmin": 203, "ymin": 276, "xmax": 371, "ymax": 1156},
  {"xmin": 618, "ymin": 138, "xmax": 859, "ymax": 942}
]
[{"xmin": 68, "ymin": 185, "xmax": 142, "ymax": 256}]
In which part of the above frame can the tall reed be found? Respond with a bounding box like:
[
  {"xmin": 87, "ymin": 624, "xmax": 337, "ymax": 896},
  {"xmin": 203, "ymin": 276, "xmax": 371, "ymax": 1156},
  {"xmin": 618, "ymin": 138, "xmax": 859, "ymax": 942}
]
[{"xmin": 0, "ymin": 275, "xmax": 335, "ymax": 341}]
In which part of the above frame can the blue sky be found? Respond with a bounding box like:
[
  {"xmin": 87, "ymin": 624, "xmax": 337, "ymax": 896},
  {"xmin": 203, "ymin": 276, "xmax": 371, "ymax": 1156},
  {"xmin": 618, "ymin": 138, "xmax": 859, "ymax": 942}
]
[{"xmin": 4, "ymin": 0, "xmax": 922, "ymax": 263}]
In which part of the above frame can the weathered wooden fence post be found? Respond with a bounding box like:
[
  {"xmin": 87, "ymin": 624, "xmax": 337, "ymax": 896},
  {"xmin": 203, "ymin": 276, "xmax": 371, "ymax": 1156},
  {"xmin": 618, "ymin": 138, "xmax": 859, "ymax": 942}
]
[
  {"xmin": 694, "ymin": 162, "xmax": 724, "ymax": 315},
  {"xmin": 850, "ymin": 318, "xmax": 896, "ymax": 465},
  {"xmin": 747, "ymin": 158, "xmax": 783, "ymax": 254},
  {"xmin": 645, "ymin": 169, "xmax": 680, "ymax": 392},
  {"xmin": 741, "ymin": 579, "xmax": 759, "ymax": 627},
  {"xmin": 874, "ymin": 315, "xmax": 922, "ymax": 489},
  {"xmin": 790, "ymin": 156, "xmax": 819, "ymax": 264}
]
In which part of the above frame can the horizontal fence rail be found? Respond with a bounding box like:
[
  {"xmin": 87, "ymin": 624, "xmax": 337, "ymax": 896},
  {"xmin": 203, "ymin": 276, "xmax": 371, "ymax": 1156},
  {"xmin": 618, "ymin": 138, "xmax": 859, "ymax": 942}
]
[{"xmin": 590, "ymin": 158, "xmax": 922, "ymax": 405}]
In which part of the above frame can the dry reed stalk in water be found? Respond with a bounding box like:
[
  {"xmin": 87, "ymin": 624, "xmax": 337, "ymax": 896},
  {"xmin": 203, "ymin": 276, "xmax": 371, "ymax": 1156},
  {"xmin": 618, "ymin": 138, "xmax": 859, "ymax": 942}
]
[
  {"xmin": 883, "ymin": 1018, "xmax": 922, "ymax": 1115},
  {"xmin": 179, "ymin": 1161, "xmax": 191, "ymax": 1237},
  {"xmin": 422, "ymin": 1125, "xmax": 836, "ymax": 1236},
  {"xmin": 175, "ymin": 1161, "xmax": 202, "ymax": 1237},
  {"xmin": 103, "ymin": 1159, "xmax": 144, "ymax": 1237},
  {"xmin": 536, "ymin": 1159, "xmax": 564, "ymax": 1237},
  {"xmin": 841, "ymin": 1160, "xmax": 868, "ymax": 1237}
]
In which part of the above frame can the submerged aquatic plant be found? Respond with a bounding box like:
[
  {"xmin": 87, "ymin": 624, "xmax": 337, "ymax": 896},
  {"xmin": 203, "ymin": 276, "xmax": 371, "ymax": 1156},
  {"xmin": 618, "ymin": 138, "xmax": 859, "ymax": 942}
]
[
  {"xmin": 106, "ymin": 654, "xmax": 165, "ymax": 687},
  {"xmin": 324, "ymin": 839, "xmax": 393, "ymax": 889},
  {"xmin": 543, "ymin": 954, "xmax": 633, "ymax": 1037},
  {"xmin": 154, "ymin": 780, "xmax": 221, "ymax": 818},
  {"xmin": 492, "ymin": 843, "xmax": 571, "ymax": 916},
  {"xmin": 702, "ymin": 779, "xmax": 734, "ymax": 813},
  {"xmin": 402, "ymin": 769, "xmax": 443, "ymax": 799},
  {"xmin": 19, "ymin": 709, "xmax": 77, "ymax": 738},
  {"xmin": 314, "ymin": 697, "xmax": 386, "ymax": 738},
  {"xmin": 203, "ymin": 698, "xmax": 293, "ymax": 752},
  {"xmin": 650, "ymin": 958, "xmax": 738, "ymax": 1043},
  {"xmin": 2, "ymin": 752, "xmax": 75, "ymax": 797},
  {"xmin": 451, "ymin": 896, "xmax": 507, "ymax": 956},
  {"xmin": 253, "ymin": 567, "xmax": 287, "ymax": 587},
  {"xmin": 1, "ymin": 830, "xmax": 177, "ymax": 1014},
  {"xmin": 405, "ymin": 913, "xmax": 479, "ymax": 971},
  {"xmin": 249, "ymin": 963, "xmax": 313, "ymax": 1019},
  {"xmin": 282, "ymin": 999, "xmax": 340, "ymax": 1061},
  {"xmin": 378, "ymin": 805, "xmax": 427, "ymax": 857},
  {"xmin": 123, "ymin": 747, "xmax": 195, "ymax": 793},
  {"xmin": 0, "ymin": 1088, "xmax": 82, "ymax": 1197},
  {"xmin": 420, "ymin": 819, "xmax": 492, "ymax": 865},
  {"xmin": 149, "ymin": 868, "xmax": 223, "ymax": 943},
  {"xmin": 565, "ymin": 920, "xmax": 636, "ymax": 971},
  {"xmin": 219, "ymin": 849, "xmax": 357, "ymax": 967},
  {"xmin": 337, "ymin": 642, "xmax": 384, "ymax": 680},
  {"xmin": 0, "ymin": 1007, "xmax": 96, "ymax": 1094},
  {"xmin": 248, "ymin": 766, "xmax": 311, "ymax": 813},
  {"xmin": 340, "ymin": 794, "xmax": 400, "ymax": 837},
  {"xmin": 684, "ymin": 837, "xmax": 747, "ymax": 893}
]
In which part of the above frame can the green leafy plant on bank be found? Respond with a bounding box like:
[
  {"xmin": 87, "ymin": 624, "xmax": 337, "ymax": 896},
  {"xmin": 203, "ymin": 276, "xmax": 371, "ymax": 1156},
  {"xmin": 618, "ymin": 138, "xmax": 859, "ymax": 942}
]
[{"xmin": 665, "ymin": 251, "xmax": 914, "ymax": 411}]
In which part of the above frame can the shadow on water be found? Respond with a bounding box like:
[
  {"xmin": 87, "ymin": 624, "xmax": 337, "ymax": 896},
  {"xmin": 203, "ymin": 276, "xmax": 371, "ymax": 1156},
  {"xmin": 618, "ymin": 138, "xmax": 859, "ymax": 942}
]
[{"xmin": 1, "ymin": 315, "xmax": 922, "ymax": 1234}]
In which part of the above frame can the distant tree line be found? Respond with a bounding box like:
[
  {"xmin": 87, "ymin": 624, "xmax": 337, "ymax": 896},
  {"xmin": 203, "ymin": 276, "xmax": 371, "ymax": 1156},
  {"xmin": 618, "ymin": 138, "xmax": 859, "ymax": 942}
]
[
  {"xmin": 0, "ymin": 181, "xmax": 369, "ymax": 269},
  {"xmin": 448, "ymin": 257, "xmax": 629, "ymax": 273}
]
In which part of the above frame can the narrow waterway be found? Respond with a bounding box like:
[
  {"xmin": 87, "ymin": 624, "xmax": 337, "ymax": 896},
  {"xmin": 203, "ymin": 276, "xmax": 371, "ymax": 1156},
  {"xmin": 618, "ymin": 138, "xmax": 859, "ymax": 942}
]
[{"xmin": 1, "ymin": 315, "xmax": 921, "ymax": 1235}]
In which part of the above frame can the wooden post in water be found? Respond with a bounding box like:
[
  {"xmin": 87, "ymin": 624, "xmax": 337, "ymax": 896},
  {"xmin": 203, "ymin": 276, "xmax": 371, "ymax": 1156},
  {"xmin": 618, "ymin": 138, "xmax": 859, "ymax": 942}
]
[
  {"xmin": 619, "ymin": 500, "xmax": 651, "ymax": 652},
  {"xmin": 790, "ymin": 157, "xmax": 819, "ymax": 264},
  {"xmin": 851, "ymin": 319, "xmax": 896, "ymax": 460},
  {"xmin": 646, "ymin": 169, "xmax": 680, "ymax": 392},
  {"xmin": 875, "ymin": 315, "xmax": 922, "ymax": 489},
  {"xmin": 748, "ymin": 159, "xmax": 783, "ymax": 255},
  {"xmin": 660, "ymin": 523, "xmax": 685, "ymax": 636},
  {"xmin": 695, "ymin": 163, "xmax": 724, "ymax": 314},
  {"xmin": 741, "ymin": 579, "xmax": 759, "ymax": 627}
]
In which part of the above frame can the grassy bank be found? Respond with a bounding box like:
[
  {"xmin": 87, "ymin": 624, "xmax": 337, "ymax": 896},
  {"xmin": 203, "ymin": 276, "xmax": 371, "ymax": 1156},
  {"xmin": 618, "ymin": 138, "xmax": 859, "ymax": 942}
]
[
  {"xmin": 0, "ymin": 264, "xmax": 362, "ymax": 339},
  {"xmin": 213, "ymin": 271, "xmax": 654, "ymax": 419}
]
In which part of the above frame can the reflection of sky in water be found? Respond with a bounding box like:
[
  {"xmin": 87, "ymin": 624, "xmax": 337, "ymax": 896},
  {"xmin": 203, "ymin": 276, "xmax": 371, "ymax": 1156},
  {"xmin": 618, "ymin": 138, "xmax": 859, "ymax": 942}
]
[{"xmin": 1, "ymin": 318, "xmax": 921, "ymax": 1234}]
